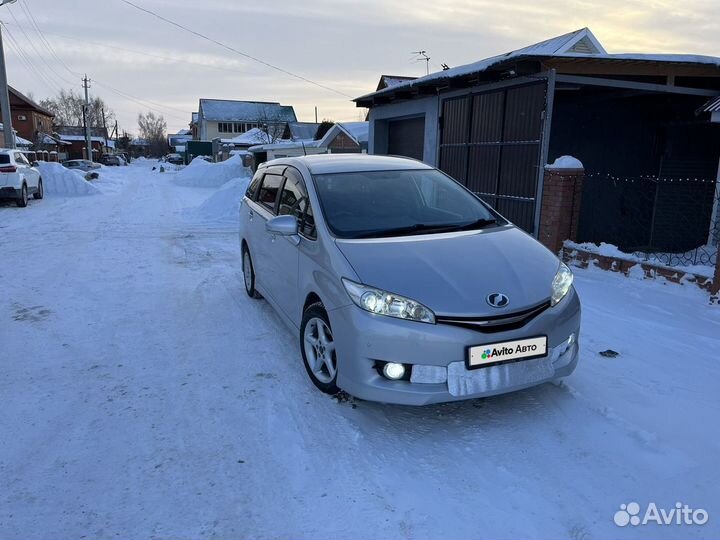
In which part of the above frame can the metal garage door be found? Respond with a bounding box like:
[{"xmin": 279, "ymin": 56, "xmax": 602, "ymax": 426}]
[
  {"xmin": 388, "ymin": 116, "xmax": 425, "ymax": 161},
  {"xmin": 439, "ymin": 81, "xmax": 549, "ymax": 234}
]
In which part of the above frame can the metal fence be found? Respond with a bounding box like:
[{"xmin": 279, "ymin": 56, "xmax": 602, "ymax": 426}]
[{"xmin": 578, "ymin": 173, "xmax": 719, "ymax": 268}]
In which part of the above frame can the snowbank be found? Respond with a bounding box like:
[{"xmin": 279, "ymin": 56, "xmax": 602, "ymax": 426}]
[
  {"xmin": 37, "ymin": 162, "xmax": 100, "ymax": 196},
  {"xmin": 174, "ymin": 155, "xmax": 250, "ymax": 188},
  {"xmin": 565, "ymin": 240, "xmax": 717, "ymax": 278},
  {"xmin": 194, "ymin": 175, "xmax": 251, "ymax": 222}
]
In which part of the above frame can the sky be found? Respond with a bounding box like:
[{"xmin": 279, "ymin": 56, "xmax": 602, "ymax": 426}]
[{"xmin": 2, "ymin": 0, "xmax": 719, "ymax": 136}]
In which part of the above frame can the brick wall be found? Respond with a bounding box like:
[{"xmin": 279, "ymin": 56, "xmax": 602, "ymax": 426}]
[{"xmin": 538, "ymin": 167, "xmax": 584, "ymax": 253}]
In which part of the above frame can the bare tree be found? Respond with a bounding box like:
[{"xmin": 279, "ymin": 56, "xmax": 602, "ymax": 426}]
[
  {"xmin": 138, "ymin": 111, "xmax": 167, "ymax": 157},
  {"xmin": 39, "ymin": 89, "xmax": 115, "ymax": 128}
]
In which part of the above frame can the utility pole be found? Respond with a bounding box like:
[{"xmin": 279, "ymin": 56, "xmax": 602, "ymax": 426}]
[
  {"xmin": 101, "ymin": 107, "xmax": 108, "ymax": 154},
  {"xmin": 0, "ymin": 2, "xmax": 19, "ymax": 149},
  {"xmin": 314, "ymin": 106, "xmax": 318, "ymax": 124},
  {"xmin": 82, "ymin": 75, "xmax": 93, "ymax": 161}
]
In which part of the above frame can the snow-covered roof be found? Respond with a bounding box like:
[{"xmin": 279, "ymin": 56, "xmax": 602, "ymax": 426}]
[
  {"xmin": 59, "ymin": 134, "xmax": 110, "ymax": 144},
  {"xmin": 355, "ymin": 28, "xmax": 720, "ymax": 104},
  {"xmin": 131, "ymin": 138, "xmax": 150, "ymax": 146},
  {"xmin": 316, "ymin": 122, "xmax": 369, "ymax": 148},
  {"xmin": 15, "ymin": 135, "xmax": 33, "ymax": 147},
  {"xmin": 377, "ymin": 75, "xmax": 417, "ymax": 91},
  {"xmin": 175, "ymin": 128, "xmax": 191, "ymax": 136},
  {"xmin": 199, "ymin": 99, "xmax": 297, "ymax": 123}
]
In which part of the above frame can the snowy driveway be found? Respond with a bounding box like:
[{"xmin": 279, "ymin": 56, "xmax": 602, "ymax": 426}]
[{"xmin": 1, "ymin": 161, "xmax": 718, "ymax": 540}]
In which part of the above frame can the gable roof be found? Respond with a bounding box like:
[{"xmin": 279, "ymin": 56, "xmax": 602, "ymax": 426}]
[
  {"xmin": 198, "ymin": 99, "xmax": 297, "ymax": 123},
  {"xmin": 9, "ymin": 86, "xmax": 54, "ymax": 117},
  {"xmin": 377, "ymin": 75, "xmax": 417, "ymax": 91},
  {"xmin": 355, "ymin": 28, "xmax": 720, "ymax": 106},
  {"xmin": 317, "ymin": 122, "xmax": 369, "ymax": 148},
  {"xmin": 56, "ymin": 125, "xmax": 108, "ymax": 138}
]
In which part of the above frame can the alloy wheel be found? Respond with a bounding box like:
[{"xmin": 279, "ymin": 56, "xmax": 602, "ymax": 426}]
[{"xmin": 303, "ymin": 317, "xmax": 337, "ymax": 384}]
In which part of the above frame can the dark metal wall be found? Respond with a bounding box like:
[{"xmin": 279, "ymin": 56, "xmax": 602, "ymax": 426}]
[{"xmin": 439, "ymin": 81, "xmax": 548, "ymax": 233}]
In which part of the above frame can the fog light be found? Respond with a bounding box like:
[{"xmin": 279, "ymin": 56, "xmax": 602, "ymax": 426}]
[{"xmin": 382, "ymin": 362, "xmax": 406, "ymax": 380}]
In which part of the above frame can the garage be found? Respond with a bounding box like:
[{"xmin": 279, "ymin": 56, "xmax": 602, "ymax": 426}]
[{"xmin": 387, "ymin": 116, "xmax": 425, "ymax": 160}]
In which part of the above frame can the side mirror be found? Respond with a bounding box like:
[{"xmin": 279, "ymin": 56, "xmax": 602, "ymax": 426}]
[
  {"xmin": 31, "ymin": 161, "xmax": 39, "ymax": 167},
  {"xmin": 266, "ymin": 215, "xmax": 298, "ymax": 236}
]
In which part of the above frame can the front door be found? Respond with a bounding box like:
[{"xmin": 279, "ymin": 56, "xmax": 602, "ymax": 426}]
[{"xmin": 266, "ymin": 167, "xmax": 314, "ymax": 326}]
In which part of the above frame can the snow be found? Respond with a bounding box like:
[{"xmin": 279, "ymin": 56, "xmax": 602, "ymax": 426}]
[
  {"xmin": 1, "ymin": 162, "xmax": 719, "ymax": 539},
  {"xmin": 173, "ymin": 154, "xmax": 251, "ymax": 188},
  {"xmin": 546, "ymin": 155, "xmax": 584, "ymax": 169},
  {"xmin": 566, "ymin": 240, "xmax": 717, "ymax": 279},
  {"xmin": 193, "ymin": 175, "xmax": 251, "ymax": 223},
  {"xmin": 37, "ymin": 162, "xmax": 100, "ymax": 196}
]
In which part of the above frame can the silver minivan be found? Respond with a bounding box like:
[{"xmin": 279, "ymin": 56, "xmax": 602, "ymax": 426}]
[{"xmin": 239, "ymin": 154, "xmax": 580, "ymax": 405}]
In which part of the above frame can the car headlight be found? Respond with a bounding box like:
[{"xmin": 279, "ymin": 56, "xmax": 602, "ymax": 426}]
[
  {"xmin": 551, "ymin": 262, "xmax": 574, "ymax": 306},
  {"xmin": 342, "ymin": 278, "xmax": 435, "ymax": 324}
]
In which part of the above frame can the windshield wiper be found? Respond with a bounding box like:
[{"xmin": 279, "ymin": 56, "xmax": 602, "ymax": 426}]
[{"xmin": 352, "ymin": 218, "xmax": 497, "ymax": 239}]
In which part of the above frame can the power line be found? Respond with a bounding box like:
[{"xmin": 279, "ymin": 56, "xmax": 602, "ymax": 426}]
[
  {"xmin": 1, "ymin": 23, "xmax": 63, "ymax": 94},
  {"xmin": 91, "ymin": 79, "xmax": 189, "ymax": 122},
  {"xmin": 117, "ymin": 0, "xmax": 354, "ymax": 99},
  {"xmin": 18, "ymin": 0, "xmax": 81, "ymax": 78},
  {"xmin": 5, "ymin": 4, "xmax": 77, "ymax": 87}
]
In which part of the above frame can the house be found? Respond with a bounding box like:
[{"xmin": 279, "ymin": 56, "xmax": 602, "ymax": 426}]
[
  {"xmin": 168, "ymin": 129, "xmax": 192, "ymax": 153},
  {"xmin": 196, "ymin": 99, "xmax": 297, "ymax": 141},
  {"xmin": 317, "ymin": 122, "xmax": 368, "ymax": 153},
  {"xmin": 56, "ymin": 126, "xmax": 113, "ymax": 160},
  {"xmin": 355, "ymin": 28, "xmax": 720, "ymax": 244},
  {"xmin": 129, "ymin": 138, "xmax": 151, "ymax": 158},
  {"xmin": 190, "ymin": 112, "xmax": 199, "ymax": 139},
  {"xmin": 1, "ymin": 86, "xmax": 55, "ymax": 146}
]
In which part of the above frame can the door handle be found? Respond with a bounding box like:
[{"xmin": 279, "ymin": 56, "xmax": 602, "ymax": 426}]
[{"xmin": 248, "ymin": 210, "xmax": 254, "ymax": 220}]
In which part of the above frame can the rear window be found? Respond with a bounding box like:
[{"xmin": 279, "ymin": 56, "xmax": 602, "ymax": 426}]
[{"xmin": 0, "ymin": 155, "xmax": 10, "ymax": 164}]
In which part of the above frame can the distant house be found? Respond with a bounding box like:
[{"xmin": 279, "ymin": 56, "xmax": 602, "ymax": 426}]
[
  {"xmin": 0, "ymin": 87, "xmax": 54, "ymax": 147},
  {"xmin": 190, "ymin": 112, "xmax": 199, "ymax": 139},
  {"xmin": 317, "ymin": 122, "xmax": 368, "ymax": 153},
  {"xmin": 196, "ymin": 99, "xmax": 297, "ymax": 141},
  {"xmin": 168, "ymin": 129, "xmax": 192, "ymax": 152},
  {"xmin": 129, "ymin": 138, "xmax": 151, "ymax": 158},
  {"xmin": 56, "ymin": 126, "xmax": 112, "ymax": 160}
]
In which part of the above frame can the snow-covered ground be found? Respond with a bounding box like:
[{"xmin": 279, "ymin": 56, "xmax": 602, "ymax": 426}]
[{"xmin": 0, "ymin": 161, "xmax": 718, "ymax": 540}]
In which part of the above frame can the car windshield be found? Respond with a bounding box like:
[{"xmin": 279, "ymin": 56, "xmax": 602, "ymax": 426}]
[{"xmin": 312, "ymin": 169, "xmax": 500, "ymax": 239}]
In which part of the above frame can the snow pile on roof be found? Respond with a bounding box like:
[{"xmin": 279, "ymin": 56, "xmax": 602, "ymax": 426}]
[
  {"xmin": 194, "ymin": 174, "xmax": 252, "ymax": 223},
  {"xmin": 37, "ymin": 162, "xmax": 100, "ymax": 196},
  {"xmin": 546, "ymin": 155, "xmax": 584, "ymax": 169},
  {"xmin": 173, "ymin": 154, "xmax": 250, "ymax": 188},
  {"xmin": 339, "ymin": 122, "xmax": 369, "ymax": 143}
]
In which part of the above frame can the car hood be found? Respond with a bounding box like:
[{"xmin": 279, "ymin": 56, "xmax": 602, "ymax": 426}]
[{"xmin": 335, "ymin": 226, "xmax": 560, "ymax": 317}]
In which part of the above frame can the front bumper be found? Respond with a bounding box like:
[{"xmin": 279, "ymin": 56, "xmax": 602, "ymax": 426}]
[{"xmin": 330, "ymin": 289, "xmax": 581, "ymax": 405}]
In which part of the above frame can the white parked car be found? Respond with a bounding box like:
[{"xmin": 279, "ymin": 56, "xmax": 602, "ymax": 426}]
[
  {"xmin": 63, "ymin": 159, "xmax": 101, "ymax": 172},
  {"xmin": 0, "ymin": 149, "xmax": 42, "ymax": 207}
]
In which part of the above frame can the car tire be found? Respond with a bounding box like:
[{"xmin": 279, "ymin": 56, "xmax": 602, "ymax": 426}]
[
  {"xmin": 16, "ymin": 183, "xmax": 28, "ymax": 208},
  {"xmin": 33, "ymin": 179, "xmax": 43, "ymax": 200},
  {"xmin": 300, "ymin": 302, "xmax": 340, "ymax": 395},
  {"xmin": 241, "ymin": 247, "xmax": 262, "ymax": 299}
]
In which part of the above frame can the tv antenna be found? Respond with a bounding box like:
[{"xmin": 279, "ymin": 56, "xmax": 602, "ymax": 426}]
[{"xmin": 412, "ymin": 50, "xmax": 430, "ymax": 75}]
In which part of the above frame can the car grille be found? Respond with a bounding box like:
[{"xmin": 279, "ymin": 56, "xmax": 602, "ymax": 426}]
[{"xmin": 435, "ymin": 300, "xmax": 551, "ymax": 333}]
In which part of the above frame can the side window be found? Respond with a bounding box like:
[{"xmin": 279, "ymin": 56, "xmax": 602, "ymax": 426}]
[
  {"xmin": 246, "ymin": 171, "xmax": 263, "ymax": 200},
  {"xmin": 282, "ymin": 168, "xmax": 316, "ymax": 239},
  {"xmin": 278, "ymin": 173, "xmax": 306, "ymax": 218},
  {"xmin": 15, "ymin": 152, "xmax": 28, "ymax": 165},
  {"xmin": 256, "ymin": 174, "xmax": 284, "ymax": 213}
]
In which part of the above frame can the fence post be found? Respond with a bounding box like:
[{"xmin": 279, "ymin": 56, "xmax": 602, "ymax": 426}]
[
  {"xmin": 538, "ymin": 156, "xmax": 585, "ymax": 254},
  {"xmin": 713, "ymin": 254, "xmax": 720, "ymax": 296}
]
